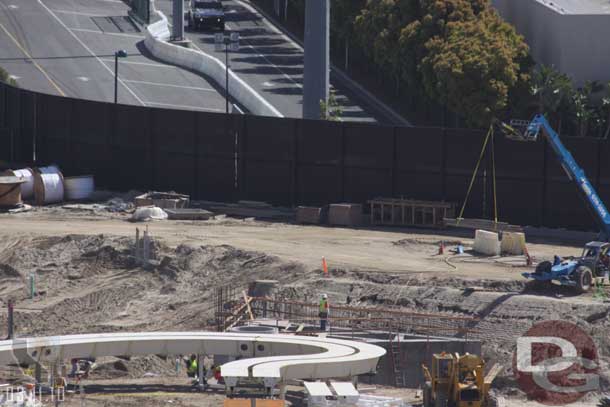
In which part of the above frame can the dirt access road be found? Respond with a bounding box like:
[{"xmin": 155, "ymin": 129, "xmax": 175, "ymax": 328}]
[{"xmin": 0, "ymin": 210, "xmax": 584, "ymax": 282}]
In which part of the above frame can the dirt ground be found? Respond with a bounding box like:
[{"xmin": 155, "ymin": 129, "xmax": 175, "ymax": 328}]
[{"xmin": 1, "ymin": 199, "xmax": 609, "ymax": 406}]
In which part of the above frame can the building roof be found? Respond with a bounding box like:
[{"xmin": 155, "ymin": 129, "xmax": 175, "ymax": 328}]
[{"xmin": 538, "ymin": 0, "xmax": 610, "ymax": 14}]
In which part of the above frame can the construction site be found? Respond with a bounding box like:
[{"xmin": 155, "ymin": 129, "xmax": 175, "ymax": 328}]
[{"xmin": 2, "ymin": 50, "xmax": 610, "ymax": 405}]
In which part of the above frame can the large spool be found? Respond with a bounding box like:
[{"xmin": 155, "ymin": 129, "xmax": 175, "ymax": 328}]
[
  {"xmin": 34, "ymin": 166, "xmax": 64, "ymax": 205},
  {"xmin": 5, "ymin": 168, "xmax": 34, "ymax": 199},
  {"xmin": 0, "ymin": 176, "xmax": 26, "ymax": 208},
  {"xmin": 64, "ymin": 175, "xmax": 94, "ymax": 201}
]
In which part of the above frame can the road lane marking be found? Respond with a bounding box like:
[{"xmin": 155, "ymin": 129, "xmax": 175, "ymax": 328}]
[
  {"xmin": 0, "ymin": 20, "xmax": 66, "ymax": 96},
  {"xmin": 38, "ymin": 0, "xmax": 146, "ymax": 105},
  {"xmin": 70, "ymin": 28, "xmax": 144, "ymax": 39},
  {"xmin": 99, "ymin": 58, "xmax": 175, "ymax": 68},
  {"xmin": 123, "ymin": 79, "xmax": 215, "ymax": 92},
  {"xmin": 49, "ymin": 9, "xmax": 107, "ymax": 17},
  {"xmin": 145, "ymin": 101, "xmax": 224, "ymax": 112},
  {"xmin": 225, "ymin": 21, "xmax": 302, "ymax": 89}
]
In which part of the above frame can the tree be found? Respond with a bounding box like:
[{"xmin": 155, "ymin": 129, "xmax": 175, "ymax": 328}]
[
  {"xmin": 529, "ymin": 65, "xmax": 573, "ymax": 132},
  {"xmin": 419, "ymin": 8, "xmax": 529, "ymax": 126},
  {"xmin": 330, "ymin": 0, "xmax": 366, "ymax": 70},
  {"xmin": 571, "ymin": 81, "xmax": 604, "ymax": 137}
]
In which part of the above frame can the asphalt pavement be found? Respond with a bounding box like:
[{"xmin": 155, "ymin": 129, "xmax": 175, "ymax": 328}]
[
  {"xmin": 0, "ymin": 0, "xmax": 227, "ymax": 112},
  {"xmin": 158, "ymin": 0, "xmax": 390, "ymax": 123}
]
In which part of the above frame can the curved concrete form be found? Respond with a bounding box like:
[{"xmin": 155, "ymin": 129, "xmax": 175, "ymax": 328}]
[{"xmin": 0, "ymin": 332, "xmax": 385, "ymax": 387}]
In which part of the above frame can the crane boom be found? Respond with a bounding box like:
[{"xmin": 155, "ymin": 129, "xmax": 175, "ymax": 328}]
[{"xmin": 526, "ymin": 114, "xmax": 610, "ymax": 240}]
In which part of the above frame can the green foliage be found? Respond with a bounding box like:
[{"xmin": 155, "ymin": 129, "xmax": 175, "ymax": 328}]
[
  {"xmin": 0, "ymin": 66, "xmax": 17, "ymax": 87},
  {"xmin": 320, "ymin": 89, "xmax": 343, "ymax": 121},
  {"xmin": 419, "ymin": 8, "xmax": 529, "ymax": 126},
  {"xmin": 349, "ymin": 0, "xmax": 530, "ymax": 127}
]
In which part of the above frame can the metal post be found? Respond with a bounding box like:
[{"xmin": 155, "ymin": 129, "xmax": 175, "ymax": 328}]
[
  {"xmin": 225, "ymin": 44, "xmax": 229, "ymax": 114},
  {"xmin": 114, "ymin": 53, "xmax": 118, "ymax": 104},
  {"xmin": 7, "ymin": 299, "xmax": 14, "ymax": 339},
  {"xmin": 197, "ymin": 355, "xmax": 204, "ymax": 389}
]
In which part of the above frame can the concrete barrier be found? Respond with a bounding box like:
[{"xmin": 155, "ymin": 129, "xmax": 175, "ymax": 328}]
[{"xmin": 144, "ymin": 9, "xmax": 283, "ymax": 117}]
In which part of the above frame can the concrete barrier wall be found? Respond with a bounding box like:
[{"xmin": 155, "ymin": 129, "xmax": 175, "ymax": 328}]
[{"xmin": 144, "ymin": 9, "xmax": 283, "ymax": 117}]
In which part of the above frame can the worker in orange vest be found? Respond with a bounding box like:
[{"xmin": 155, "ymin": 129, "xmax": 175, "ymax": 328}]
[{"xmin": 319, "ymin": 294, "xmax": 329, "ymax": 331}]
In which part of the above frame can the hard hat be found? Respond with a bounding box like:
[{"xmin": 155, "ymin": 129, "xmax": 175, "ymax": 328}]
[{"xmin": 322, "ymin": 294, "xmax": 328, "ymax": 299}]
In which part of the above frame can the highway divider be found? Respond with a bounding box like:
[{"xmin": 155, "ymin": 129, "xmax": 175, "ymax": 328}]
[{"xmin": 144, "ymin": 9, "xmax": 283, "ymax": 118}]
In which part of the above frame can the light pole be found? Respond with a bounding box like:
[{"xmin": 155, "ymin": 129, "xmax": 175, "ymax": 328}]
[
  {"xmin": 114, "ymin": 50, "xmax": 128, "ymax": 104},
  {"xmin": 215, "ymin": 32, "xmax": 240, "ymax": 114}
]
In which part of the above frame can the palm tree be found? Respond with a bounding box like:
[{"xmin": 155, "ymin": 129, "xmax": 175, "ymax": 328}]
[{"xmin": 529, "ymin": 65, "xmax": 572, "ymax": 132}]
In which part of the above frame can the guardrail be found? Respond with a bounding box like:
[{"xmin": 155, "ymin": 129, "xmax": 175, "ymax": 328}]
[{"xmin": 143, "ymin": 7, "xmax": 283, "ymax": 118}]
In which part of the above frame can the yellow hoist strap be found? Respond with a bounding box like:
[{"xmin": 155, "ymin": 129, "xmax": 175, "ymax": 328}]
[
  {"xmin": 491, "ymin": 126, "xmax": 498, "ymax": 224},
  {"xmin": 457, "ymin": 124, "xmax": 497, "ymax": 223}
]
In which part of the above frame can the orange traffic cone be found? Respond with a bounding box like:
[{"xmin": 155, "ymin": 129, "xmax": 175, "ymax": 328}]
[{"xmin": 322, "ymin": 257, "xmax": 329, "ymax": 277}]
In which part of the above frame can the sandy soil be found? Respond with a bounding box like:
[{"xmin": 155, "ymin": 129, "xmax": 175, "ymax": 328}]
[{"xmin": 1, "ymin": 204, "xmax": 609, "ymax": 406}]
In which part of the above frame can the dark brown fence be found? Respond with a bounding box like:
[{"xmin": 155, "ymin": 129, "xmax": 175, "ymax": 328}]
[{"xmin": 1, "ymin": 82, "xmax": 607, "ymax": 231}]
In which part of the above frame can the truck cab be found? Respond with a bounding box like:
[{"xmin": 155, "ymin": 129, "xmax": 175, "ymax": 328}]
[{"xmin": 189, "ymin": 0, "xmax": 225, "ymax": 31}]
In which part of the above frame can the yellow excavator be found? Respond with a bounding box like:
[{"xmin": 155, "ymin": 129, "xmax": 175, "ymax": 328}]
[{"xmin": 421, "ymin": 353, "xmax": 503, "ymax": 407}]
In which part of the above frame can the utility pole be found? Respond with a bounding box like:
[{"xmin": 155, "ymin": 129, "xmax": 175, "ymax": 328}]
[{"xmin": 303, "ymin": 0, "xmax": 330, "ymax": 120}]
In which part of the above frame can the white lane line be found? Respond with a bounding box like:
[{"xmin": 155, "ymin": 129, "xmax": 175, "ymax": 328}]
[
  {"xmin": 70, "ymin": 28, "xmax": 144, "ymax": 39},
  {"xmin": 50, "ymin": 9, "xmax": 108, "ymax": 17},
  {"xmin": 123, "ymin": 79, "xmax": 215, "ymax": 92},
  {"xmin": 100, "ymin": 58, "xmax": 175, "ymax": 68},
  {"xmin": 234, "ymin": 0, "xmax": 303, "ymax": 52},
  {"xmin": 226, "ymin": 21, "xmax": 302, "ymax": 89},
  {"xmin": 145, "ymin": 101, "xmax": 224, "ymax": 112},
  {"xmin": 37, "ymin": 0, "xmax": 146, "ymax": 106},
  {"xmin": 94, "ymin": 0, "xmax": 123, "ymax": 3}
]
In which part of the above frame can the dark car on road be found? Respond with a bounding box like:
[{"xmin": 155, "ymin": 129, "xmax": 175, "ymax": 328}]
[{"xmin": 189, "ymin": 0, "xmax": 225, "ymax": 31}]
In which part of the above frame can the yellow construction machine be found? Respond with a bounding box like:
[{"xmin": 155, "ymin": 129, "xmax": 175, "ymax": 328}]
[{"xmin": 421, "ymin": 352, "xmax": 502, "ymax": 407}]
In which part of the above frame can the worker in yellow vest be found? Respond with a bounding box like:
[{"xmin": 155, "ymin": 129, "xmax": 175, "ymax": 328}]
[
  {"xmin": 186, "ymin": 355, "xmax": 198, "ymax": 379},
  {"xmin": 319, "ymin": 293, "xmax": 329, "ymax": 331}
]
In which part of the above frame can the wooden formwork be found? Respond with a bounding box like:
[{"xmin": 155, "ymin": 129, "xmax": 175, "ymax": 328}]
[{"xmin": 368, "ymin": 198, "xmax": 455, "ymax": 228}]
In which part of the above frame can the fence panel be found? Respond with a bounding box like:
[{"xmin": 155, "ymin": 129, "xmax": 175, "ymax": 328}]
[
  {"xmin": 111, "ymin": 104, "xmax": 154, "ymax": 191},
  {"xmin": 151, "ymin": 107, "xmax": 197, "ymax": 195},
  {"xmin": 343, "ymin": 122, "xmax": 394, "ymax": 203},
  {"xmin": 395, "ymin": 127, "xmax": 444, "ymax": 202},
  {"xmin": 197, "ymin": 112, "xmax": 236, "ymax": 201},
  {"xmin": 36, "ymin": 93, "xmax": 72, "ymax": 168},
  {"xmin": 241, "ymin": 115, "xmax": 295, "ymax": 205},
  {"xmin": 296, "ymin": 119, "xmax": 342, "ymax": 205}
]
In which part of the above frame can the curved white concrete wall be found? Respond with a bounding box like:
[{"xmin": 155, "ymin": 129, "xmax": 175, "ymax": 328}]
[
  {"xmin": 0, "ymin": 332, "xmax": 384, "ymax": 383},
  {"xmin": 144, "ymin": 9, "xmax": 283, "ymax": 118}
]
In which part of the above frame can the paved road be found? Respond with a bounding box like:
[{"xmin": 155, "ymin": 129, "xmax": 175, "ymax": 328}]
[
  {"xmin": 157, "ymin": 0, "xmax": 394, "ymax": 123},
  {"xmin": 0, "ymin": 0, "xmax": 226, "ymax": 112}
]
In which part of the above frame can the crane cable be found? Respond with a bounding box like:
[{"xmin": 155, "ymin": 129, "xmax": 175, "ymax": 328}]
[{"xmin": 457, "ymin": 123, "xmax": 499, "ymax": 224}]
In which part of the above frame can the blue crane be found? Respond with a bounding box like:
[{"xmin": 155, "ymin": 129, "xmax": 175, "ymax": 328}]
[{"xmin": 502, "ymin": 114, "xmax": 610, "ymax": 292}]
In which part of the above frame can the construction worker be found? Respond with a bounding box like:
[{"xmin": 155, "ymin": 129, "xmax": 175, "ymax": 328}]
[
  {"xmin": 186, "ymin": 355, "xmax": 198, "ymax": 379},
  {"xmin": 319, "ymin": 294, "xmax": 329, "ymax": 331}
]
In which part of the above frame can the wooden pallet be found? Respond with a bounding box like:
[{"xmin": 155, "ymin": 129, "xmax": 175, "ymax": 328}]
[{"xmin": 368, "ymin": 198, "xmax": 455, "ymax": 228}]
